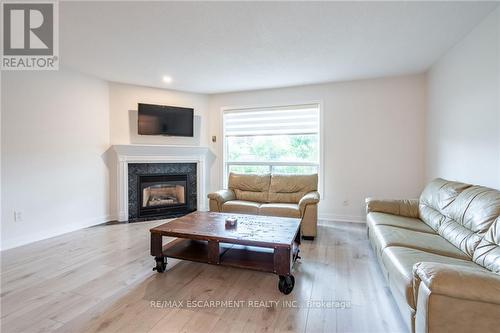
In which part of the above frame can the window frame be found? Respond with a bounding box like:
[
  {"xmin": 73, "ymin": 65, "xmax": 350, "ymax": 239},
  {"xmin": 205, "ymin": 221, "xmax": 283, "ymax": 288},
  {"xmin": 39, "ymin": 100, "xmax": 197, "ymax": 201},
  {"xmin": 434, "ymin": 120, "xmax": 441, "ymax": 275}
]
[{"xmin": 220, "ymin": 102, "xmax": 324, "ymax": 197}]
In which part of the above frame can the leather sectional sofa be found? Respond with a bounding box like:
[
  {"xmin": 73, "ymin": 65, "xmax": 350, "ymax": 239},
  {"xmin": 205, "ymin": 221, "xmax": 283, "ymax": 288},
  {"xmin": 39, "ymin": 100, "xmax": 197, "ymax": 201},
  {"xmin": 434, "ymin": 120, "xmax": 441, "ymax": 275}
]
[
  {"xmin": 208, "ymin": 172, "xmax": 320, "ymax": 239},
  {"xmin": 366, "ymin": 178, "xmax": 500, "ymax": 333}
]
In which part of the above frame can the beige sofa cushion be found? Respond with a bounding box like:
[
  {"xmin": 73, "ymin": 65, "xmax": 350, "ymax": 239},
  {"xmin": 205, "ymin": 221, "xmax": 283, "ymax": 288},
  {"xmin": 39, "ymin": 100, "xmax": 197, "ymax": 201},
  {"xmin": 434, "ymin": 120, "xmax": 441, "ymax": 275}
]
[
  {"xmin": 382, "ymin": 246, "xmax": 483, "ymax": 310},
  {"xmin": 438, "ymin": 186, "xmax": 500, "ymax": 257},
  {"xmin": 474, "ymin": 217, "xmax": 500, "ymax": 273},
  {"xmin": 222, "ymin": 200, "xmax": 261, "ymax": 214},
  {"xmin": 419, "ymin": 178, "xmax": 471, "ymax": 231},
  {"xmin": 268, "ymin": 174, "xmax": 318, "ymax": 203},
  {"xmin": 228, "ymin": 173, "xmax": 270, "ymax": 203},
  {"xmin": 259, "ymin": 203, "xmax": 300, "ymax": 218},
  {"xmin": 367, "ymin": 212, "xmax": 435, "ymax": 234},
  {"xmin": 366, "ymin": 198, "xmax": 419, "ymax": 218},
  {"xmin": 370, "ymin": 224, "xmax": 469, "ymax": 260}
]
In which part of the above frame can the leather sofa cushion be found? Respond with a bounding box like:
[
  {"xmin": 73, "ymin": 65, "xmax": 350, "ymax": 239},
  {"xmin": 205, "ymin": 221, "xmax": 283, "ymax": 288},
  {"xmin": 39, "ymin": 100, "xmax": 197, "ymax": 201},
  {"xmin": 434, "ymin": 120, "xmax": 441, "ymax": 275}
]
[
  {"xmin": 228, "ymin": 173, "xmax": 271, "ymax": 203},
  {"xmin": 366, "ymin": 198, "xmax": 419, "ymax": 218},
  {"xmin": 259, "ymin": 203, "xmax": 300, "ymax": 218},
  {"xmin": 222, "ymin": 200, "xmax": 261, "ymax": 215},
  {"xmin": 419, "ymin": 178, "xmax": 471, "ymax": 231},
  {"xmin": 438, "ymin": 186, "xmax": 500, "ymax": 257},
  {"xmin": 371, "ymin": 224, "xmax": 469, "ymax": 260},
  {"xmin": 473, "ymin": 217, "xmax": 500, "ymax": 273},
  {"xmin": 382, "ymin": 246, "xmax": 482, "ymax": 310},
  {"xmin": 268, "ymin": 174, "xmax": 318, "ymax": 203},
  {"xmin": 232, "ymin": 190, "xmax": 268, "ymax": 203},
  {"xmin": 367, "ymin": 212, "xmax": 435, "ymax": 234}
]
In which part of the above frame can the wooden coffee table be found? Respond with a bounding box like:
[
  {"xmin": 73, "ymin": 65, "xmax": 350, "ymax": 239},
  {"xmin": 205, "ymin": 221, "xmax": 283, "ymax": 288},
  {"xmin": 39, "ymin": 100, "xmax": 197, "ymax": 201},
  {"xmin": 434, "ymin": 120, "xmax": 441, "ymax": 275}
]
[{"xmin": 150, "ymin": 211, "xmax": 301, "ymax": 294}]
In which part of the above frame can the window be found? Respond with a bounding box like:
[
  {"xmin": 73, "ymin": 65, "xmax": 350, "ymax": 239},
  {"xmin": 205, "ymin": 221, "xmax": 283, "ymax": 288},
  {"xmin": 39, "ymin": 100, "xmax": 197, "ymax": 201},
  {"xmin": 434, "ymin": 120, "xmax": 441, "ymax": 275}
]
[{"xmin": 223, "ymin": 104, "xmax": 321, "ymax": 186}]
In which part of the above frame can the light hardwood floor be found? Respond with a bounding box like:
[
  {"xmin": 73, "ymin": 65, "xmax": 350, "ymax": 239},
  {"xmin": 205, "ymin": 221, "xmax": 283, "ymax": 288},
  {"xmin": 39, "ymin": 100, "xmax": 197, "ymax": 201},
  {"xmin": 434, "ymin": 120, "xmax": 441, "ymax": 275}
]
[{"xmin": 1, "ymin": 220, "xmax": 406, "ymax": 333}]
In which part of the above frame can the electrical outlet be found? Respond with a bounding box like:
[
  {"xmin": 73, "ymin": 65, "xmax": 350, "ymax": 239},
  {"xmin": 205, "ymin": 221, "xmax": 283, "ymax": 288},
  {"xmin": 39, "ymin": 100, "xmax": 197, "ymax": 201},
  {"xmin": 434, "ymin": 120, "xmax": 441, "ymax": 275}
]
[{"xmin": 14, "ymin": 211, "xmax": 23, "ymax": 222}]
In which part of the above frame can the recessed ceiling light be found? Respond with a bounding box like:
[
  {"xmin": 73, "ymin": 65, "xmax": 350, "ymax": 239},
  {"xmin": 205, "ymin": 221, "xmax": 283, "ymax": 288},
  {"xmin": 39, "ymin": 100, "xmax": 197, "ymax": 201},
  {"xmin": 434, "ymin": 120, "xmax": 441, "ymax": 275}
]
[{"xmin": 162, "ymin": 76, "xmax": 172, "ymax": 84}]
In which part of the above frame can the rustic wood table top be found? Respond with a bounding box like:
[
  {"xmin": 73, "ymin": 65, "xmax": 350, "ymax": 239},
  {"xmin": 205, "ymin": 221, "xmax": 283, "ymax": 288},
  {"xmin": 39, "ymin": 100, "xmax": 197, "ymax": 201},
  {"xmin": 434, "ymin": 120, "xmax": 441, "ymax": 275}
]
[{"xmin": 150, "ymin": 211, "xmax": 301, "ymax": 248}]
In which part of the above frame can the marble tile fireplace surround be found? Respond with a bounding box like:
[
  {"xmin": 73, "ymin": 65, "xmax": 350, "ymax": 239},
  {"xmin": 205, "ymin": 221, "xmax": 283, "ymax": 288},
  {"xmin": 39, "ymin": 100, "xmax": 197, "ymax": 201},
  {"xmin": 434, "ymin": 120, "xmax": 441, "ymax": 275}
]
[
  {"xmin": 112, "ymin": 145, "xmax": 212, "ymax": 222},
  {"xmin": 128, "ymin": 163, "xmax": 196, "ymax": 221}
]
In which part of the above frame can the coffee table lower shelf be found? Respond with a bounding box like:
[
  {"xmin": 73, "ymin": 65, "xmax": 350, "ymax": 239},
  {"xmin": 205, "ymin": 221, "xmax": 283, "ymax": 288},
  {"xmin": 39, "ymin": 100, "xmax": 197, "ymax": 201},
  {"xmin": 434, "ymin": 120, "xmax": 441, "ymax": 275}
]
[
  {"xmin": 163, "ymin": 238, "xmax": 279, "ymax": 272},
  {"xmin": 151, "ymin": 236, "xmax": 299, "ymax": 294}
]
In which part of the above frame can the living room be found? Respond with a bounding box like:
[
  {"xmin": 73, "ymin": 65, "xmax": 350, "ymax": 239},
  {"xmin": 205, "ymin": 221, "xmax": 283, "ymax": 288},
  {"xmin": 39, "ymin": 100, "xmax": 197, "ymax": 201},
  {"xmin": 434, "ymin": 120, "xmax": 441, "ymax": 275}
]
[{"xmin": 1, "ymin": 1, "xmax": 499, "ymax": 332}]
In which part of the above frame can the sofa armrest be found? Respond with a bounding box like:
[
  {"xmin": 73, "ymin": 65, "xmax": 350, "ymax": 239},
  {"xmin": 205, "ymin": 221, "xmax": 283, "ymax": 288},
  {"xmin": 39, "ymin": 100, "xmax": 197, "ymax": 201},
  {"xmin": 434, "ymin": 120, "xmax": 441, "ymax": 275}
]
[
  {"xmin": 207, "ymin": 189, "xmax": 235, "ymax": 211},
  {"xmin": 412, "ymin": 262, "xmax": 500, "ymax": 333},
  {"xmin": 413, "ymin": 262, "xmax": 500, "ymax": 305},
  {"xmin": 365, "ymin": 198, "xmax": 419, "ymax": 218},
  {"xmin": 299, "ymin": 191, "xmax": 320, "ymax": 216}
]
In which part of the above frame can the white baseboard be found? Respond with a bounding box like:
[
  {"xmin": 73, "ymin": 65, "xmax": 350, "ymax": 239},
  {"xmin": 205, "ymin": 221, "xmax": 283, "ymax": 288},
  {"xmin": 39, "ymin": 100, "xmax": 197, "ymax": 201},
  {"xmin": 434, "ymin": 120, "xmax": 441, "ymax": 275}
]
[
  {"xmin": 106, "ymin": 214, "xmax": 119, "ymax": 222},
  {"xmin": 0, "ymin": 214, "xmax": 113, "ymax": 251},
  {"xmin": 318, "ymin": 213, "xmax": 366, "ymax": 224}
]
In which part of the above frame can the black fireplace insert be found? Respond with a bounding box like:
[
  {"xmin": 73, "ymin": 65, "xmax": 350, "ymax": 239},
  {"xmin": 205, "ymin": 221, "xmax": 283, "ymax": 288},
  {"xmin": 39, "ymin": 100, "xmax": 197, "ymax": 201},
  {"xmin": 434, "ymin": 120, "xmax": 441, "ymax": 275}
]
[{"xmin": 138, "ymin": 174, "xmax": 193, "ymax": 218}]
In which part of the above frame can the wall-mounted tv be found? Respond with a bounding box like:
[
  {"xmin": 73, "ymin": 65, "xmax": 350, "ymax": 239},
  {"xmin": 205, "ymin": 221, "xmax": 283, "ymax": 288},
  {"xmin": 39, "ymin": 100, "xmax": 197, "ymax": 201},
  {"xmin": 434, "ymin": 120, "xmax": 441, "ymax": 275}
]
[{"xmin": 138, "ymin": 103, "xmax": 194, "ymax": 137}]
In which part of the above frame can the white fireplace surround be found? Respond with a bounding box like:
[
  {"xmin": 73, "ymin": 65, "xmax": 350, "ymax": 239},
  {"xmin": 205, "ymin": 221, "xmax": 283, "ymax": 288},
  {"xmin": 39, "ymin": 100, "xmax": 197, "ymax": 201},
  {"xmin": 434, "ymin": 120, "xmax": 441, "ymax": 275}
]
[{"xmin": 112, "ymin": 145, "xmax": 212, "ymax": 221}]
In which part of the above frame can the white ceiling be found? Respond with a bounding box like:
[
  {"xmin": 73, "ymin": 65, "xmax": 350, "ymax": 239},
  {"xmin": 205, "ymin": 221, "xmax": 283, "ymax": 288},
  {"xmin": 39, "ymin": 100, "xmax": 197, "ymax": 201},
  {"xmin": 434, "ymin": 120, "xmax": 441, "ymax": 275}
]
[{"xmin": 60, "ymin": 1, "xmax": 498, "ymax": 94}]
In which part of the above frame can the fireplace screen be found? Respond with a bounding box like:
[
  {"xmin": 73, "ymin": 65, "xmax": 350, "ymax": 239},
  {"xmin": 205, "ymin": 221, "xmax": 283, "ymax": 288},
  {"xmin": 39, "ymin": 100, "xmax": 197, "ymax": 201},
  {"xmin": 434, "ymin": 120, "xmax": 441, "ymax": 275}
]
[
  {"xmin": 138, "ymin": 174, "xmax": 189, "ymax": 217},
  {"xmin": 142, "ymin": 182, "xmax": 186, "ymax": 207}
]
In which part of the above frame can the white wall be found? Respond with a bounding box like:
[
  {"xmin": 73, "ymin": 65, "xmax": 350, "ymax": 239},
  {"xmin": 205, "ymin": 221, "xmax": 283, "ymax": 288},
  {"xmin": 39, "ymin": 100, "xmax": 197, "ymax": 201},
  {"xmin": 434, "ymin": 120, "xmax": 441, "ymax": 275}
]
[
  {"xmin": 208, "ymin": 74, "xmax": 427, "ymax": 221},
  {"xmin": 1, "ymin": 69, "xmax": 110, "ymax": 250},
  {"xmin": 109, "ymin": 82, "xmax": 209, "ymax": 146},
  {"xmin": 427, "ymin": 7, "xmax": 500, "ymax": 189}
]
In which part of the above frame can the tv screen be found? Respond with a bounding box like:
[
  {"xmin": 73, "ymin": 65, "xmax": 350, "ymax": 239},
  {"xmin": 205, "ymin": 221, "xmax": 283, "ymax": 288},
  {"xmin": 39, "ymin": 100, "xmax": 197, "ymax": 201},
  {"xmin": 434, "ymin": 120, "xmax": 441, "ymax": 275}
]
[{"xmin": 138, "ymin": 103, "xmax": 194, "ymax": 137}]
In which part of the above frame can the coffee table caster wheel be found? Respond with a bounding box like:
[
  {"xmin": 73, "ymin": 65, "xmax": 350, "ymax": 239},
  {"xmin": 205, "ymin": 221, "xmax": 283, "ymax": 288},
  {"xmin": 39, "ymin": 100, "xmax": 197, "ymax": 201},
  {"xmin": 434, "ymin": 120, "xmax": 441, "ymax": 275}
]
[
  {"xmin": 153, "ymin": 257, "xmax": 166, "ymax": 273},
  {"xmin": 278, "ymin": 275, "xmax": 295, "ymax": 294}
]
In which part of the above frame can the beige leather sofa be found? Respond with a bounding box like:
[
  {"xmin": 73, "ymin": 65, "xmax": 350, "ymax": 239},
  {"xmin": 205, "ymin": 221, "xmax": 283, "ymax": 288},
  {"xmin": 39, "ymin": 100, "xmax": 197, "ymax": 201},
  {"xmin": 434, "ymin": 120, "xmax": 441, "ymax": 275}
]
[
  {"xmin": 208, "ymin": 173, "xmax": 320, "ymax": 239},
  {"xmin": 366, "ymin": 178, "xmax": 500, "ymax": 333}
]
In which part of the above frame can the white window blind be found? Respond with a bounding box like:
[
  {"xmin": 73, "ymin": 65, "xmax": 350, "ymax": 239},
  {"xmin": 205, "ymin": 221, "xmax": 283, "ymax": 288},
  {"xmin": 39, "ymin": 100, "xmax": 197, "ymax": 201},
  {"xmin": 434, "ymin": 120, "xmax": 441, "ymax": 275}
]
[
  {"xmin": 222, "ymin": 104, "xmax": 321, "ymax": 185},
  {"xmin": 224, "ymin": 104, "xmax": 320, "ymax": 136}
]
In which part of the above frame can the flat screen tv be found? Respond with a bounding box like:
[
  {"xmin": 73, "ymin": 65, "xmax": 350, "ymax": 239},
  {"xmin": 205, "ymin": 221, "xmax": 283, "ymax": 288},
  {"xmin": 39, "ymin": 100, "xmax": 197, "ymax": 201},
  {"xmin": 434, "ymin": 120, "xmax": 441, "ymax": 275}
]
[{"xmin": 138, "ymin": 103, "xmax": 194, "ymax": 137}]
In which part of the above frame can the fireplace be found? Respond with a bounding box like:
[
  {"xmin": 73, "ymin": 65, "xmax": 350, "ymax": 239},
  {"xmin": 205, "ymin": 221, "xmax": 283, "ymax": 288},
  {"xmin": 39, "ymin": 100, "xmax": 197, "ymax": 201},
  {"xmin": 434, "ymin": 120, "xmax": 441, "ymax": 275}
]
[
  {"xmin": 139, "ymin": 174, "xmax": 188, "ymax": 218},
  {"xmin": 128, "ymin": 163, "xmax": 197, "ymax": 221}
]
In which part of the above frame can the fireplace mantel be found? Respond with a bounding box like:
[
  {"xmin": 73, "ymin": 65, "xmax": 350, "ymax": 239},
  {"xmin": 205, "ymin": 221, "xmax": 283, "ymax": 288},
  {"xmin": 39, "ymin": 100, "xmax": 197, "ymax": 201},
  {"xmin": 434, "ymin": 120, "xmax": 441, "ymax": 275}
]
[{"xmin": 111, "ymin": 144, "xmax": 213, "ymax": 221}]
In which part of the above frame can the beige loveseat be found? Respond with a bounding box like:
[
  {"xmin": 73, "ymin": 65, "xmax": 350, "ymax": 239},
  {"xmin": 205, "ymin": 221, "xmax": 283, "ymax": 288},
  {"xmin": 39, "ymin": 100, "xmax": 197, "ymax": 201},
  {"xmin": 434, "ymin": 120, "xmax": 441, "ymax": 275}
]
[
  {"xmin": 366, "ymin": 178, "xmax": 500, "ymax": 333},
  {"xmin": 208, "ymin": 173, "xmax": 320, "ymax": 239}
]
